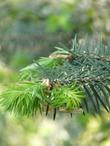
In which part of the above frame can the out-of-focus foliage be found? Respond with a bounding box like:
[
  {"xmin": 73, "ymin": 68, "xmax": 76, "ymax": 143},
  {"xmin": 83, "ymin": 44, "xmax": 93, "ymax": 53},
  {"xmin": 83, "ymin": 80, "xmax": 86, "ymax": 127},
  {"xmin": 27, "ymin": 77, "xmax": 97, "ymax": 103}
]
[
  {"xmin": 0, "ymin": 0, "xmax": 110, "ymax": 66},
  {"xmin": 9, "ymin": 50, "xmax": 33, "ymax": 69},
  {"xmin": 0, "ymin": 62, "xmax": 17, "ymax": 82},
  {"xmin": 0, "ymin": 0, "xmax": 110, "ymax": 34},
  {"xmin": 76, "ymin": 113, "xmax": 110, "ymax": 146},
  {"xmin": 0, "ymin": 111, "xmax": 110, "ymax": 146}
]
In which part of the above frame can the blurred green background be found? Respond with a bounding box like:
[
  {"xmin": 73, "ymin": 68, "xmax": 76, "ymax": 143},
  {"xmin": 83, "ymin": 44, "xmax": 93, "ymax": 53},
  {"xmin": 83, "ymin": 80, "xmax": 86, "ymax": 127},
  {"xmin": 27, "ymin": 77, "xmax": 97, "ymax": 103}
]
[{"xmin": 0, "ymin": 0, "xmax": 110, "ymax": 146}]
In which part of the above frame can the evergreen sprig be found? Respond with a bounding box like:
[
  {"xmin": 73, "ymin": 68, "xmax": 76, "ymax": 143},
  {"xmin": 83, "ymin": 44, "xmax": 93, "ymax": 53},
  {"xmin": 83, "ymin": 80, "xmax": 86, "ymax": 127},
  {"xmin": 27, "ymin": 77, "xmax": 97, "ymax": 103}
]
[
  {"xmin": 51, "ymin": 83, "xmax": 85, "ymax": 110},
  {"xmin": 0, "ymin": 82, "xmax": 47, "ymax": 116},
  {"xmin": 0, "ymin": 37, "xmax": 110, "ymax": 118}
]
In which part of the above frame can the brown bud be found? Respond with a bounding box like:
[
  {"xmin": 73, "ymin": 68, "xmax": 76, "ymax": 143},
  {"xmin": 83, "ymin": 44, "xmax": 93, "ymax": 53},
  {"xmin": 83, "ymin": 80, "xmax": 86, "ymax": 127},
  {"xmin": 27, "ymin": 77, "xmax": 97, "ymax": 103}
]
[
  {"xmin": 49, "ymin": 53, "xmax": 73, "ymax": 62},
  {"xmin": 42, "ymin": 79, "xmax": 52, "ymax": 89}
]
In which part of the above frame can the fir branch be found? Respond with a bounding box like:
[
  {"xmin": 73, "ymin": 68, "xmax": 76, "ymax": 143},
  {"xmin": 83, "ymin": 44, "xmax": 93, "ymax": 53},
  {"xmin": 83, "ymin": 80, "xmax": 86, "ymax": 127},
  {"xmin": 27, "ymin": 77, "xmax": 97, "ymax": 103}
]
[{"xmin": 0, "ymin": 37, "xmax": 110, "ymax": 117}]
